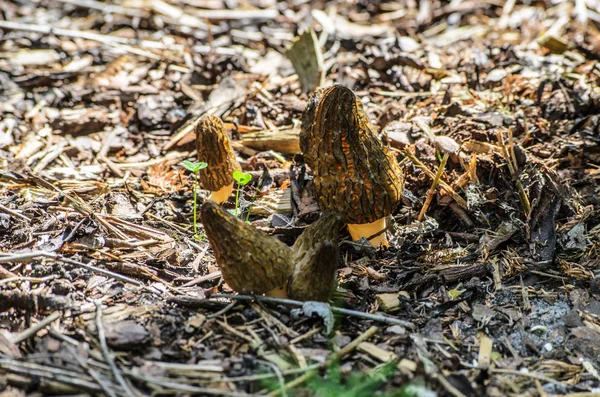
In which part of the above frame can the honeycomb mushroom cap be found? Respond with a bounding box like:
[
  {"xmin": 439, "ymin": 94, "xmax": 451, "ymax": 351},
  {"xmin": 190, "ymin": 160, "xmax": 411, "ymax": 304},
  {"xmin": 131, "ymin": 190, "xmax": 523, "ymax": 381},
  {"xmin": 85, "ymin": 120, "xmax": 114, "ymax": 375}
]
[
  {"xmin": 288, "ymin": 213, "xmax": 341, "ymax": 302},
  {"xmin": 195, "ymin": 115, "xmax": 241, "ymax": 191},
  {"xmin": 300, "ymin": 84, "xmax": 403, "ymax": 225},
  {"xmin": 200, "ymin": 201, "xmax": 293, "ymax": 295}
]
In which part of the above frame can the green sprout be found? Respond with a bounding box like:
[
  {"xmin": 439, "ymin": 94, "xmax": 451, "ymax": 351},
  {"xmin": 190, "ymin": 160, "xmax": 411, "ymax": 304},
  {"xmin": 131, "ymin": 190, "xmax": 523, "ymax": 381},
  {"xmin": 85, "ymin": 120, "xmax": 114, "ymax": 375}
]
[
  {"xmin": 260, "ymin": 359, "xmax": 423, "ymax": 397},
  {"xmin": 232, "ymin": 170, "xmax": 252, "ymax": 218},
  {"xmin": 182, "ymin": 160, "xmax": 208, "ymax": 240}
]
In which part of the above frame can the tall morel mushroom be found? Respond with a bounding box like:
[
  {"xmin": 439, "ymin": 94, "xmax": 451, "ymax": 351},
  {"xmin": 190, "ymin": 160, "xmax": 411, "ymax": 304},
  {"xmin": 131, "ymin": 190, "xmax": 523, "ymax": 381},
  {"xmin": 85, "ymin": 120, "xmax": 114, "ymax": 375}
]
[
  {"xmin": 300, "ymin": 84, "xmax": 403, "ymax": 247},
  {"xmin": 195, "ymin": 115, "xmax": 241, "ymax": 204},
  {"xmin": 200, "ymin": 200, "xmax": 341, "ymax": 301}
]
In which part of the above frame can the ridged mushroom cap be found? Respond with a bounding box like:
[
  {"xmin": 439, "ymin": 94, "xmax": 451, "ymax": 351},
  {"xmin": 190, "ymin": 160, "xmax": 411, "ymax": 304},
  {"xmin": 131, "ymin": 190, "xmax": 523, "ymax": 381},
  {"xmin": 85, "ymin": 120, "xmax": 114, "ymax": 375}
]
[
  {"xmin": 300, "ymin": 84, "xmax": 403, "ymax": 225},
  {"xmin": 195, "ymin": 115, "xmax": 241, "ymax": 191},
  {"xmin": 288, "ymin": 213, "xmax": 341, "ymax": 302},
  {"xmin": 200, "ymin": 201, "xmax": 293, "ymax": 295}
]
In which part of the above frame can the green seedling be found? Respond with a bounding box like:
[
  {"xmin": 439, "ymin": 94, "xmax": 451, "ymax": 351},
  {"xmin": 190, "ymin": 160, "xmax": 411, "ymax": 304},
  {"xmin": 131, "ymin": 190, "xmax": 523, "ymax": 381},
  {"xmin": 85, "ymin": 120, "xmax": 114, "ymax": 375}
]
[
  {"xmin": 182, "ymin": 160, "xmax": 208, "ymax": 239},
  {"xmin": 261, "ymin": 359, "xmax": 420, "ymax": 397},
  {"xmin": 232, "ymin": 170, "xmax": 252, "ymax": 217}
]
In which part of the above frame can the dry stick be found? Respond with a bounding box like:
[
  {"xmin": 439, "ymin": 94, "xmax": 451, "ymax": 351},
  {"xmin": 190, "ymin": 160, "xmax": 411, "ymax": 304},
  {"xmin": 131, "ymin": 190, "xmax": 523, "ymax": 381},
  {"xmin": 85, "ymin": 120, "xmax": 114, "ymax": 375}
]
[
  {"xmin": 496, "ymin": 130, "xmax": 531, "ymax": 215},
  {"xmin": 403, "ymin": 150, "xmax": 468, "ymax": 209},
  {"xmin": 257, "ymin": 359, "xmax": 288, "ymax": 397},
  {"xmin": 65, "ymin": 344, "xmax": 118, "ymax": 397},
  {"xmin": 552, "ymin": 394, "xmax": 600, "ymax": 397},
  {"xmin": 0, "ymin": 251, "xmax": 144, "ymax": 288},
  {"xmin": 57, "ymin": 0, "xmax": 147, "ymax": 18},
  {"xmin": 0, "ymin": 275, "xmax": 57, "ymax": 286},
  {"xmin": 490, "ymin": 368, "xmax": 567, "ymax": 387},
  {"xmin": 0, "ymin": 360, "xmax": 106, "ymax": 393},
  {"xmin": 11, "ymin": 311, "xmax": 62, "ymax": 344},
  {"xmin": 266, "ymin": 326, "xmax": 379, "ymax": 396},
  {"xmin": 95, "ymin": 301, "xmax": 137, "ymax": 397},
  {"xmin": 209, "ymin": 294, "xmax": 415, "ymax": 329},
  {"xmin": 0, "ymin": 203, "xmax": 31, "ymax": 221},
  {"xmin": 0, "ymin": 20, "xmax": 182, "ymax": 51},
  {"xmin": 418, "ymin": 153, "xmax": 449, "ymax": 221},
  {"xmin": 0, "ymin": 264, "xmax": 17, "ymax": 279},
  {"xmin": 124, "ymin": 373, "xmax": 257, "ymax": 397},
  {"xmin": 25, "ymin": 171, "xmax": 95, "ymax": 218},
  {"xmin": 432, "ymin": 373, "xmax": 467, "ymax": 397}
]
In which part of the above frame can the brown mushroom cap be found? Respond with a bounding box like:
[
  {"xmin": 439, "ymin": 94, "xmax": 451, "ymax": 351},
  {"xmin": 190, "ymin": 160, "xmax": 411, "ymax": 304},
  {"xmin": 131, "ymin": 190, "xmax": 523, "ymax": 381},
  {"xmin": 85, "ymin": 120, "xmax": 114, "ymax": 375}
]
[
  {"xmin": 195, "ymin": 115, "xmax": 241, "ymax": 192},
  {"xmin": 288, "ymin": 213, "xmax": 341, "ymax": 302},
  {"xmin": 300, "ymin": 84, "xmax": 403, "ymax": 225},
  {"xmin": 200, "ymin": 201, "xmax": 293, "ymax": 295}
]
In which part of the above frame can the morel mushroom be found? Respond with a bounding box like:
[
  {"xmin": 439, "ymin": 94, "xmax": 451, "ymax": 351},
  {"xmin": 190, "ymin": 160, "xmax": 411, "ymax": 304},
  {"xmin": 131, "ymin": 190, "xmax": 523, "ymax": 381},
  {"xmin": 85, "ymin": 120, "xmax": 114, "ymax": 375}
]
[
  {"xmin": 300, "ymin": 84, "xmax": 403, "ymax": 247},
  {"xmin": 195, "ymin": 115, "xmax": 241, "ymax": 204},
  {"xmin": 200, "ymin": 200, "xmax": 341, "ymax": 301},
  {"xmin": 200, "ymin": 200, "xmax": 293, "ymax": 297},
  {"xmin": 288, "ymin": 213, "xmax": 341, "ymax": 302}
]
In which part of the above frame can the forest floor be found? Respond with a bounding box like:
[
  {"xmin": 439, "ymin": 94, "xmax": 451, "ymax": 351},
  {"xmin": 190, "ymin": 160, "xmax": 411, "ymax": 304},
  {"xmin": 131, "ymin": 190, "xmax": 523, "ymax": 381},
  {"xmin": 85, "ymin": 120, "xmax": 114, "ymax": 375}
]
[{"xmin": 1, "ymin": 0, "xmax": 600, "ymax": 396}]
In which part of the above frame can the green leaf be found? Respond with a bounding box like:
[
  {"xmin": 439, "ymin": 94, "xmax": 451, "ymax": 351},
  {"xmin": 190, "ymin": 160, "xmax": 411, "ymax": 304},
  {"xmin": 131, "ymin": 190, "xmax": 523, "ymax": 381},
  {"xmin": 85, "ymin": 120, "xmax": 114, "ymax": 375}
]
[
  {"xmin": 232, "ymin": 170, "xmax": 252, "ymax": 185},
  {"xmin": 448, "ymin": 288, "xmax": 465, "ymax": 300},
  {"xmin": 182, "ymin": 160, "xmax": 208, "ymax": 172}
]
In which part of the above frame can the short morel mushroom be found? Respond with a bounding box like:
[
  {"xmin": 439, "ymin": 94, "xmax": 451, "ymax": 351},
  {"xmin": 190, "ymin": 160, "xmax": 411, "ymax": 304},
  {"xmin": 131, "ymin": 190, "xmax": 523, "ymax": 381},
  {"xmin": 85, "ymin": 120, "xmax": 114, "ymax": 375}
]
[
  {"xmin": 288, "ymin": 213, "xmax": 341, "ymax": 302},
  {"xmin": 195, "ymin": 115, "xmax": 241, "ymax": 204},
  {"xmin": 300, "ymin": 84, "xmax": 404, "ymax": 247},
  {"xmin": 200, "ymin": 200, "xmax": 341, "ymax": 301}
]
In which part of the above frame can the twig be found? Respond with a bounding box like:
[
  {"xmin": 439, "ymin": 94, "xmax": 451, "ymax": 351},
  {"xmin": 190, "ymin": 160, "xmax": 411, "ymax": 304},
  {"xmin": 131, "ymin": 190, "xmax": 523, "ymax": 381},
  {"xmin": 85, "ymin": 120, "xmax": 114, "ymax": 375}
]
[
  {"xmin": 0, "ymin": 203, "xmax": 31, "ymax": 221},
  {"xmin": 496, "ymin": 130, "xmax": 531, "ymax": 215},
  {"xmin": 125, "ymin": 372, "xmax": 258, "ymax": 396},
  {"xmin": 65, "ymin": 344, "xmax": 118, "ymax": 397},
  {"xmin": 206, "ymin": 301, "xmax": 237, "ymax": 319},
  {"xmin": 490, "ymin": 368, "xmax": 567, "ymax": 387},
  {"xmin": 57, "ymin": 0, "xmax": 147, "ymax": 18},
  {"xmin": 180, "ymin": 270, "xmax": 222, "ymax": 288},
  {"xmin": 188, "ymin": 8, "xmax": 278, "ymax": 20},
  {"xmin": 432, "ymin": 373, "xmax": 468, "ymax": 397},
  {"xmin": 0, "ymin": 264, "xmax": 17, "ymax": 279},
  {"xmin": 418, "ymin": 153, "xmax": 449, "ymax": 221},
  {"xmin": 217, "ymin": 320, "xmax": 257, "ymax": 345},
  {"xmin": 404, "ymin": 150, "xmax": 467, "ymax": 209},
  {"xmin": 95, "ymin": 301, "xmax": 137, "ymax": 397},
  {"xmin": 11, "ymin": 311, "xmax": 62, "ymax": 344},
  {"xmin": 257, "ymin": 359, "xmax": 288, "ymax": 397},
  {"xmin": 0, "ymin": 275, "xmax": 57, "ymax": 286},
  {"xmin": 0, "ymin": 359, "xmax": 111, "ymax": 393},
  {"xmin": 207, "ymin": 294, "xmax": 415, "ymax": 329},
  {"xmin": 266, "ymin": 326, "xmax": 380, "ymax": 396},
  {"xmin": 0, "ymin": 251, "xmax": 144, "ymax": 288},
  {"xmin": 0, "ymin": 20, "xmax": 183, "ymax": 51}
]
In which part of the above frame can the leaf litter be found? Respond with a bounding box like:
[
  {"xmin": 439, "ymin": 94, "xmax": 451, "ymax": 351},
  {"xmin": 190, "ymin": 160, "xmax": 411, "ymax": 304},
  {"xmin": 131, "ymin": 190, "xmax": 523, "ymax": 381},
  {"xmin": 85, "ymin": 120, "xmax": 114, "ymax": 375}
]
[{"xmin": 1, "ymin": 0, "xmax": 600, "ymax": 396}]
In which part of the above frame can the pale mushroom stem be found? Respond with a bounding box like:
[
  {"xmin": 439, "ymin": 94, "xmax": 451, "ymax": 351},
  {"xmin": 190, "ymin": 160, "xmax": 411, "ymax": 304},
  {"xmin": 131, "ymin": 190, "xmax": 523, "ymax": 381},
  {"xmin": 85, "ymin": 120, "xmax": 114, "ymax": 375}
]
[
  {"xmin": 208, "ymin": 183, "xmax": 235, "ymax": 204},
  {"xmin": 266, "ymin": 283, "xmax": 289, "ymax": 299},
  {"xmin": 347, "ymin": 218, "xmax": 388, "ymax": 248}
]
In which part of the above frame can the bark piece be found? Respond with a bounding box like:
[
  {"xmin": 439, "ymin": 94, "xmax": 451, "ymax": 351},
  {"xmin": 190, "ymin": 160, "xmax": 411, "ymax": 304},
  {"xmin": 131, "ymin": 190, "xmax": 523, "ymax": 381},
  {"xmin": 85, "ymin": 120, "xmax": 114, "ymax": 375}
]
[
  {"xmin": 286, "ymin": 28, "xmax": 324, "ymax": 93},
  {"xmin": 241, "ymin": 128, "xmax": 301, "ymax": 155}
]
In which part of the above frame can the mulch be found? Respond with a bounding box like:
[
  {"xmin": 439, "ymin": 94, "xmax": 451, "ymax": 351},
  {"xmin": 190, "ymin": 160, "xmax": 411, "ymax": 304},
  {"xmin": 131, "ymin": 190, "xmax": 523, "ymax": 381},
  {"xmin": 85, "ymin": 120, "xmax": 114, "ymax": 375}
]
[{"xmin": 1, "ymin": 0, "xmax": 600, "ymax": 396}]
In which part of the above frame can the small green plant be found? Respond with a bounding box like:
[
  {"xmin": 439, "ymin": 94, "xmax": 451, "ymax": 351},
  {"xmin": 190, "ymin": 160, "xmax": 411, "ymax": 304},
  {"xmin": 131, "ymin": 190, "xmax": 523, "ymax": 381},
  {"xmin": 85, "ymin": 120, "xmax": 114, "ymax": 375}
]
[
  {"xmin": 232, "ymin": 170, "xmax": 252, "ymax": 217},
  {"xmin": 182, "ymin": 160, "xmax": 208, "ymax": 240},
  {"xmin": 261, "ymin": 360, "xmax": 422, "ymax": 397}
]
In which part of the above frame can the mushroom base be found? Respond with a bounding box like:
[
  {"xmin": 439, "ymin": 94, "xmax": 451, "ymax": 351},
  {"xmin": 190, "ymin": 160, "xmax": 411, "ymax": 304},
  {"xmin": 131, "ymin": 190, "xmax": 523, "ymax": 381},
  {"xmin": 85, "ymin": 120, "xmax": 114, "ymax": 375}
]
[
  {"xmin": 209, "ymin": 183, "xmax": 235, "ymax": 204},
  {"xmin": 347, "ymin": 218, "xmax": 388, "ymax": 248},
  {"xmin": 265, "ymin": 283, "xmax": 289, "ymax": 299}
]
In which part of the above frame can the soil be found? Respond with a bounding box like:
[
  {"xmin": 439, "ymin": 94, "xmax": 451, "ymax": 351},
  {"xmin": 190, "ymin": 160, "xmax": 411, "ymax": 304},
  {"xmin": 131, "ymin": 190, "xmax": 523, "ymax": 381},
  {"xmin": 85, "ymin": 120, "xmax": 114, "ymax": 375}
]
[{"xmin": 1, "ymin": 1, "xmax": 600, "ymax": 396}]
